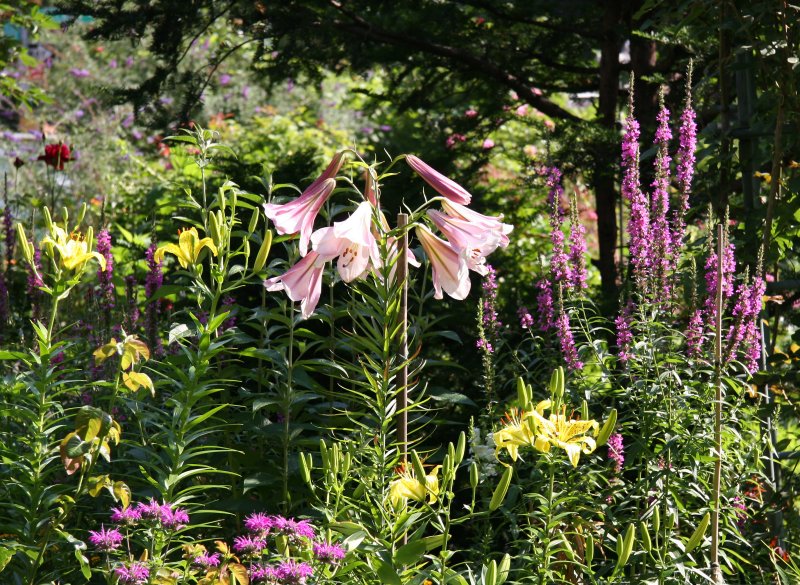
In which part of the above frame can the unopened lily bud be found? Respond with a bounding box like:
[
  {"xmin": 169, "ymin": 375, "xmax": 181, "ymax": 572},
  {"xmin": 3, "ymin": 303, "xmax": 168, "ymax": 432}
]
[
  {"xmin": 208, "ymin": 211, "xmax": 222, "ymax": 247},
  {"xmin": 469, "ymin": 461, "xmax": 479, "ymax": 489},
  {"xmin": 248, "ymin": 208, "xmax": 260, "ymax": 234},
  {"xmin": 43, "ymin": 206, "xmax": 53, "ymax": 231},
  {"xmin": 455, "ymin": 431, "xmax": 466, "ymax": 465},
  {"xmin": 15, "ymin": 223, "xmax": 33, "ymax": 264},
  {"xmin": 252, "ymin": 230, "xmax": 272, "ymax": 273}
]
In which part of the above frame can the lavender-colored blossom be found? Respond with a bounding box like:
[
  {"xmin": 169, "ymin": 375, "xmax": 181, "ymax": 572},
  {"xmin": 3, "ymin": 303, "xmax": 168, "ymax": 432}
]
[
  {"xmin": 110, "ymin": 505, "xmax": 141, "ymax": 525},
  {"xmin": 556, "ymin": 309, "xmax": 583, "ymax": 370},
  {"xmin": 88, "ymin": 525, "xmax": 123, "ymax": 551},
  {"xmin": 607, "ymin": 433, "xmax": 625, "ymax": 473},
  {"xmin": 96, "ymin": 229, "xmax": 115, "ymax": 310},
  {"xmin": 542, "ymin": 166, "xmax": 564, "ymax": 220},
  {"xmin": 193, "ymin": 552, "xmax": 221, "ymax": 568},
  {"xmin": 615, "ymin": 302, "xmax": 634, "ymax": 363},
  {"xmin": 549, "ymin": 228, "xmax": 570, "ymax": 284},
  {"xmin": 276, "ymin": 559, "xmax": 313, "ymax": 584},
  {"xmin": 161, "ymin": 505, "xmax": 189, "ymax": 529},
  {"xmin": 686, "ymin": 308, "xmax": 705, "ymax": 358},
  {"xmin": 477, "ymin": 265, "xmax": 501, "ymax": 354},
  {"xmin": 313, "ymin": 542, "xmax": 346, "ymax": 564},
  {"xmin": 233, "ymin": 534, "xmax": 267, "ymax": 555},
  {"xmin": 703, "ymin": 240, "xmax": 736, "ymax": 326},
  {"xmin": 69, "ymin": 68, "xmax": 90, "ymax": 78},
  {"xmin": 740, "ymin": 276, "xmax": 765, "ymax": 371},
  {"xmin": 674, "ymin": 92, "xmax": 697, "ymax": 243},
  {"xmin": 114, "ymin": 562, "xmax": 150, "ymax": 585},
  {"xmin": 517, "ymin": 306, "xmax": 534, "ymax": 330},
  {"xmin": 124, "ymin": 275, "xmax": 141, "ymax": 332},
  {"xmin": 244, "ymin": 512, "xmax": 274, "ymax": 535}
]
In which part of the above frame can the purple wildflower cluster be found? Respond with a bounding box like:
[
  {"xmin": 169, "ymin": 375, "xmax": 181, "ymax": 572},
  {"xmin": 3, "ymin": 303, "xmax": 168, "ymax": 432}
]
[
  {"xmin": 556, "ymin": 309, "xmax": 583, "ymax": 370},
  {"xmin": 675, "ymin": 70, "xmax": 697, "ymax": 236},
  {"xmin": 96, "ymin": 229, "xmax": 115, "ymax": 311},
  {"xmin": 607, "ymin": 433, "xmax": 625, "ymax": 473},
  {"xmin": 517, "ymin": 306, "xmax": 534, "ymax": 330},
  {"xmin": 88, "ymin": 525, "xmax": 124, "ymax": 551},
  {"xmin": 476, "ymin": 265, "xmax": 501, "ymax": 354},
  {"xmin": 114, "ymin": 562, "xmax": 150, "ymax": 585},
  {"xmin": 103, "ymin": 500, "xmax": 189, "ymax": 531},
  {"xmin": 251, "ymin": 559, "xmax": 314, "ymax": 584},
  {"xmin": 615, "ymin": 302, "xmax": 634, "ymax": 363},
  {"xmin": 650, "ymin": 101, "xmax": 675, "ymax": 291},
  {"xmin": 193, "ymin": 552, "xmax": 221, "ymax": 568}
]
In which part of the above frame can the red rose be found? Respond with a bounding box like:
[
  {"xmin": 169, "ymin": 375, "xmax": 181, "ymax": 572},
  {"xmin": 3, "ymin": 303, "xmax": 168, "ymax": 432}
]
[{"xmin": 38, "ymin": 143, "xmax": 72, "ymax": 170}]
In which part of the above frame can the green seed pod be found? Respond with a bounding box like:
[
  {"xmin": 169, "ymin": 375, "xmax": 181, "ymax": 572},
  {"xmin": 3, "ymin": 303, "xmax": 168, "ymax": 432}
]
[
  {"xmin": 484, "ymin": 560, "xmax": 497, "ymax": 585},
  {"xmin": 252, "ymin": 230, "xmax": 273, "ymax": 273},
  {"xmin": 469, "ymin": 462, "xmax": 479, "ymax": 490},
  {"xmin": 685, "ymin": 512, "xmax": 710, "ymax": 553},
  {"xmin": 595, "ymin": 409, "xmax": 617, "ymax": 447},
  {"xmin": 455, "ymin": 431, "xmax": 466, "ymax": 465},
  {"xmin": 248, "ymin": 208, "xmax": 260, "ymax": 234},
  {"xmin": 489, "ymin": 465, "xmax": 513, "ymax": 511},
  {"xmin": 639, "ymin": 521, "xmax": 652, "ymax": 552}
]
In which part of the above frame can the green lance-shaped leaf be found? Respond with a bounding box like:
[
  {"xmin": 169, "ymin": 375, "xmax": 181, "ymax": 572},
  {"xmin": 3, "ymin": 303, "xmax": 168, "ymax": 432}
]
[
  {"xmin": 484, "ymin": 559, "xmax": 497, "ymax": 585},
  {"xmin": 394, "ymin": 539, "xmax": 427, "ymax": 566},
  {"xmin": 639, "ymin": 522, "xmax": 652, "ymax": 552},
  {"xmin": 490, "ymin": 465, "xmax": 513, "ymax": 511},
  {"xmin": 496, "ymin": 553, "xmax": 511, "ymax": 584},
  {"xmin": 252, "ymin": 230, "xmax": 273, "ymax": 273},
  {"xmin": 595, "ymin": 408, "xmax": 618, "ymax": 447},
  {"xmin": 685, "ymin": 512, "xmax": 710, "ymax": 553}
]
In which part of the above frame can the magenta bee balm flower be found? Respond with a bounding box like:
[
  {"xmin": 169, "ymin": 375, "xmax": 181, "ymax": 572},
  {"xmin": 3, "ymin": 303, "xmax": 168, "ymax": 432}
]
[{"xmin": 88, "ymin": 525, "xmax": 123, "ymax": 551}]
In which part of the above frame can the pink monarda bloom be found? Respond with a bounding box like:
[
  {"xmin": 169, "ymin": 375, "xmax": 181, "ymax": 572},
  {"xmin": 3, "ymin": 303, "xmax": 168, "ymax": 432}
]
[
  {"xmin": 440, "ymin": 199, "xmax": 513, "ymax": 248},
  {"xmin": 263, "ymin": 175, "xmax": 337, "ymax": 257},
  {"xmin": 415, "ymin": 224, "xmax": 470, "ymax": 300},
  {"xmin": 311, "ymin": 201, "xmax": 380, "ymax": 282},
  {"xmin": 264, "ymin": 251, "xmax": 325, "ymax": 319},
  {"xmin": 427, "ymin": 209, "xmax": 501, "ymax": 276},
  {"xmin": 406, "ymin": 154, "xmax": 472, "ymax": 205}
]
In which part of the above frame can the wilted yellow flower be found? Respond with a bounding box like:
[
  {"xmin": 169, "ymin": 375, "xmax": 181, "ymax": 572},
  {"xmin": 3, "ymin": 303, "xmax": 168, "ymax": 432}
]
[
  {"xmin": 154, "ymin": 227, "xmax": 218, "ymax": 269},
  {"xmin": 40, "ymin": 226, "xmax": 106, "ymax": 272},
  {"xmin": 529, "ymin": 400, "xmax": 599, "ymax": 467},
  {"xmin": 754, "ymin": 171, "xmax": 772, "ymax": 184},
  {"xmin": 93, "ymin": 335, "xmax": 150, "ymax": 370},
  {"xmin": 388, "ymin": 464, "xmax": 441, "ymax": 508}
]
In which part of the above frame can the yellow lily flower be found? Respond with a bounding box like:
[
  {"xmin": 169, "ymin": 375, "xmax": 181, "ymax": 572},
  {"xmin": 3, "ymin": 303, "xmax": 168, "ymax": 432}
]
[
  {"xmin": 40, "ymin": 226, "xmax": 106, "ymax": 272},
  {"xmin": 154, "ymin": 227, "xmax": 218, "ymax": 269},
  {"xmin": 493, "ymin": 408, "xmax": 536, "ymax": 462},
  {"xmin": 388, "ymin": 464, "xmax": 441, "ymax": 508},
  {"xmin": 529, "ymin": 400, "xmax": 599, "ymax": 467}
]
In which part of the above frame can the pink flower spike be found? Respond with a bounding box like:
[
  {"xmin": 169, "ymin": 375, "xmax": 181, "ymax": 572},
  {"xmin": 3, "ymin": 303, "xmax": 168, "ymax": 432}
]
[
  {"xmin": 415, "ymin": 224, "xmax": 470, "ymax": 300},
  {"xmin": 440, "ymin": 199, "xmax": 513, "ymax": 248},
  {"xmin": 264, "ymin": 252, "xmax": 325, "ymax": 318},
  {"xmin": 406, "ymin": 154, "xmax": 472, "ymax": 205},
  {"xmin": 263, "ymin": 177, "xmax": 337, "ymax": 257},
  {"xmin": 311, "ymin": 202, "xmax": 380, "ymax": 282},
  {"xmin": 427, "ymin": 209, "xmax": 501, "ymax": 275}
]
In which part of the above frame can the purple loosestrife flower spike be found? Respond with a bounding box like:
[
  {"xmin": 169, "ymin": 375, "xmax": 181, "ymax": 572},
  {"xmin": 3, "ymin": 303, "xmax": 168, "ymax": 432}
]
[
  {"xmin": 686, "ymin": 308, "xmax": 704, "ymax": 358},
  {"xmin": 88, "ymin": 525, "xmax": 124, "ymax": 551},
  {"xmin": 607, "ymin": 433, "xmax": 625, "ymax": 473},
  {"xmin": 114, "ymin": 562, "xmax": 150, "ymax": 585},
  {"xmin": 615, "ymin": 302, "xmax": 634, "ymax": 363},
  {"xmin": 741, "ymin": 275, "xmax": 765, "ymax": 371},
  {"xmin": 650, "ymin": 98, "xmax": 674, "ymax": 292},
  {"xmin": 567, "ymin": 209, "xmax": 588, "ymax": 290},
  {"xmin": 621, "ymin": 88, "xmax": 651, "ymax": 288},
  {"xmin": 536, "ymin": 279, "xmax": 555, "ymax": 331},
  {"xmin": 96, "ymin": 229, "xmax": 115, "ymax": 310},
  {"xmin": 477, "ymin": 265, "xmax": 501, "ymax": 354},
  {"xmin": 556, "ymin": 308, "xmax": 583, "ymax": 371},
  {"xmin": 0, "ymin": 273, "xmax": 8, "ymax": 327},
  {"xmin": 517, "ymin": 306, "xmax": 534, "ymax": 330},
  {"xmin": 3, "ymin": 204, "xmax": 14, "ymax": 267},
  {"xmin": 674, "ymin": 64, "xmax": 697, "ymax": 245}
]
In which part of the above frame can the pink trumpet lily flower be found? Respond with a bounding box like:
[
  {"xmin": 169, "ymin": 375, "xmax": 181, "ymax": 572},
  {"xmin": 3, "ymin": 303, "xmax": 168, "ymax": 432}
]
[
  {"xmin": 415, "ymin": 224, "xmax": 470, "ymax": 300},
  {"xmin": 311, "ymin": 201, "xmax": 381, "ymax": 282},
  {"xmin": 427, "ymin": 209, "xmax": 502, "ymax": 276},
  {"xmin": 441, "ymin": 199, "xmax": 513, "ymax": 248},
  {"xmin": 406, "ymin": 155, "xmax": 472, "ymax": 205},
  {"xmin": 264, "ymin": 251, "xmax": 325, "ymax": 319},
  {"xmin": 263, "ymin": 150, "xmax": 347, "ymax": 256}
]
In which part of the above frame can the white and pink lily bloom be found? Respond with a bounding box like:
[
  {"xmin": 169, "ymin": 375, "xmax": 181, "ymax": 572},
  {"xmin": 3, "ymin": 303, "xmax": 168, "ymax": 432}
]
[
  {"xmin": 441, "ymin": 199, "xmax": 513, "ymax": 248},
  {"xmin": 263, "ymin": 150, "xmax": 347, "ymax": 256},
  {"xmin": 263, "ymin": 251, "xmax": 325, "ymax": 319},
  {"xmin": 406, "ymin": 154, "xmax": 472, "ymax": 205},
  {"xmin": 427, "ymin": 209, "xmax": 502, "ymax": 276},
  {"xmin": 311, "ymin": 201, "xmax": 381, "ymax": 283},
  {"xmin": 415, "ymin": 224, "xmax": 470, "ymax": 300}
]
